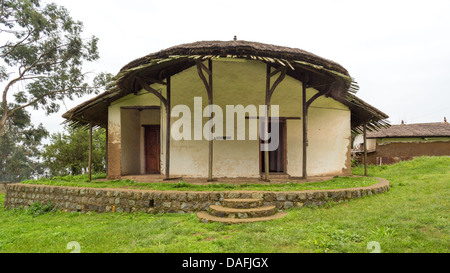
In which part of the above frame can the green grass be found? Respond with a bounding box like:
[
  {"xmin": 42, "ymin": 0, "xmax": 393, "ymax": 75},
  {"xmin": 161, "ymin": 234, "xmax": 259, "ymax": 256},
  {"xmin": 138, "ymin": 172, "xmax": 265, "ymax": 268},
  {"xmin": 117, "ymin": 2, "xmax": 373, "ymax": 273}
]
[
  {"xmin": 1, "ymin": 156, "xmax": 449, "ymax": 253},
  {"xmin": 21, "ymin": 174, "xmax": 378, "ymax": 191}
]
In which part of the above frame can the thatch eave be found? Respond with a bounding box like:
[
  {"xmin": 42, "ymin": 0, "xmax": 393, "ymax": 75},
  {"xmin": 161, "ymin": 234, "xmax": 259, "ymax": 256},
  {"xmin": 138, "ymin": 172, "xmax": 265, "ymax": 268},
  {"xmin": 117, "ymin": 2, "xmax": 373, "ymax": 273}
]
[{"xmin": 62, "ymin": 40, "xmax": 389, "ymax": 131}]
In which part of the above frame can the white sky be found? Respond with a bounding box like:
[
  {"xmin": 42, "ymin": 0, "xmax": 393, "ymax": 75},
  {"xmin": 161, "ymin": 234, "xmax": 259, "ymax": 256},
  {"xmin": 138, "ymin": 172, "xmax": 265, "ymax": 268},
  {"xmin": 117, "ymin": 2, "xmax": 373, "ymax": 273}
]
[{"xmin": 31, "ymin": 0, "xmax": 450, "ymax": 136}]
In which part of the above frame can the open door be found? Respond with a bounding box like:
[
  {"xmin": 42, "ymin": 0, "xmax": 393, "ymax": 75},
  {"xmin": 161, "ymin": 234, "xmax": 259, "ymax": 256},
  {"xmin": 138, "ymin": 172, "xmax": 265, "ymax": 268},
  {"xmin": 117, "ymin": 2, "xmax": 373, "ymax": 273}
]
[
  {"xmin": 143, "ymin": 125, "xmax": 160, "ymax": 174},
  {"xmin": 261, "ymin": 120, "xmax": 287, "ymax": 173}
]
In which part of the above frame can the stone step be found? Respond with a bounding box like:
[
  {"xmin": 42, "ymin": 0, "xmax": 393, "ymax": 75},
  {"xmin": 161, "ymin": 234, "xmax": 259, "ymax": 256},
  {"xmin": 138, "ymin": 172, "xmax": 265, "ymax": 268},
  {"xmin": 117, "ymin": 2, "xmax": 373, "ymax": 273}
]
[
  {"xmin": 222, "ymin": 198, "xmax": 263, "ymax": 209},
  {"xmin": 197, "ymin": 211, "xmax": 288, "ymax": 224},
  {"xmin": 260, "ymin": 173, "xmax": 290, "ymax": 179},
  {"xmin": 209, "ymin": 205, "xmax": 276, "ymax": 219}
]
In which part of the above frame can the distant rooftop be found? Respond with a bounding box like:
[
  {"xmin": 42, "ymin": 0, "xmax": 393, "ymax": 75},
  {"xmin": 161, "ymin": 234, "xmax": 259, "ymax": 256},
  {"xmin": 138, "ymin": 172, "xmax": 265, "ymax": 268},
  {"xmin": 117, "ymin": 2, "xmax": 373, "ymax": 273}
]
[{"xmin": 367, "ymin": 121, "xmax": 450, "ymax": 138}]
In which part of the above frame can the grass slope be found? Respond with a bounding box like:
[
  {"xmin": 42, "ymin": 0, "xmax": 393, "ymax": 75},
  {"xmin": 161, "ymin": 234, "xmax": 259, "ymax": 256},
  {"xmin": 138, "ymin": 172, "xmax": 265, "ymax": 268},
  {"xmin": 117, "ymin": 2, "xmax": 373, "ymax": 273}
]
[{"xmin": 1, "ymin": 156, "xmax": 449, "ymax": 253}]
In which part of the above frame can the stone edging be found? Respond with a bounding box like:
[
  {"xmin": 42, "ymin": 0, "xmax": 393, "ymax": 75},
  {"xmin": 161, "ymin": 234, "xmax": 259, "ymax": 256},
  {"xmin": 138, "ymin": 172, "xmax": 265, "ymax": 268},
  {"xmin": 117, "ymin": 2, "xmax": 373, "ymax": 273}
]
[
  {"xmin": 3, "ymin": 178, "xmax": 390, "ymax": 214},
  {"xmin": 0, "ymin": 181, "xmax": 15, "ymax": 193}
]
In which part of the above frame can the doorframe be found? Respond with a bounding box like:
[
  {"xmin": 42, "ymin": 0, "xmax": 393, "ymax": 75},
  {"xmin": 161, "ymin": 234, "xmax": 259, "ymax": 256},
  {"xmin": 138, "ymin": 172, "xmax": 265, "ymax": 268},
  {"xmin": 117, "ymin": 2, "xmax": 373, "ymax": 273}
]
[
  {"xmin": 142, "ymin": 124, "xmax": 161, "ymax": 174},
  {"xmin": 259, "ymin": 118, "xmax": 287, "ymax": 174}
]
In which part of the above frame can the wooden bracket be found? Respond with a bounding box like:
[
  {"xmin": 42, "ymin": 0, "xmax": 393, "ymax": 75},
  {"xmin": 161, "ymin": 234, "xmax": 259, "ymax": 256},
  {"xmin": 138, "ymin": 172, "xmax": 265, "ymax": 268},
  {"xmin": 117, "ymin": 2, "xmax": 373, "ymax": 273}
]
[
  {"xmin": 195, "ymin": 59, "xmax": 212, "ymax": 99},
  {"xmin": 138, "ymin": 78, "xmax": 168, "ymax": 108},
  {"xmin": 268, "ymin": 66, "xmax": 287, "ymax": 102}
]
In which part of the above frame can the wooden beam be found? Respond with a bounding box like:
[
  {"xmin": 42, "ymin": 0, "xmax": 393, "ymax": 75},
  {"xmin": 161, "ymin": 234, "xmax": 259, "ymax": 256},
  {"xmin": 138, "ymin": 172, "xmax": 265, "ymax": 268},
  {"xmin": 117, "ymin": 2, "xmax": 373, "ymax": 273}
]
[
  {"xmin": 302, "ymin": 74, "xmax": 308, "ymax": 179},
  {"xmin": 138, "ymin": 78, "xmax": 168, "ymax": 108},
  {"xmin": 207, "ymin": 59, "xmax": 214, "ymax": 182},
  {"xmin": 88, "ymin": 122, "xmax": 93, "ymax": 181},
  {"xmin": 146, "ymin": 78, "xmax": 168, "ymax": 85},
  {"xmin": 120, "ymin": 106, "xmax": 160, "ymax": 110},
  {"xmin": 164, "ymin": 76, "xmax": 171, "ymax": 180},
  {"xmin": 197, "ymin": 60, "xmax": 212, "ymax": 76},
  {"xmin": 196, "ymin": 59, "xmax": 215, "ymax": 181},
  {"xmin": 268, "ymin": 67, "xmax": 287, "ymax": 101},
  {"xmin": 269, "ymin": 66, "xmax": 286, "ymax": 77},
  {"xmin": 363, "ymin": 122, "xmax": 368, "ymax": 176},
  {"xmin": 264, "ymin": 64, "xmax": 271, "ymax": 182},
  {"xmin": 262, "ymin": 64, "xmax": 288, "ymax": 181},
  {"xmin": 105, "ymin": 124, "xmax": 108, "ymax": 177}
]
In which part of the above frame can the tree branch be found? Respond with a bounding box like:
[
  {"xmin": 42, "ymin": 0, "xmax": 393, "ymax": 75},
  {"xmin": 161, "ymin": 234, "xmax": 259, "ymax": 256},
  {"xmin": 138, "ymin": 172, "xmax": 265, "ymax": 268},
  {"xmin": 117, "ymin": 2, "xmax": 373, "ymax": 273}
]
[
  {"xmin": 0, "ymin": 29, "xmax": 33, "ymax": 58},
  {"xmin": 6, "ymin": 87, "xmax": 73, "ymax": 119}
]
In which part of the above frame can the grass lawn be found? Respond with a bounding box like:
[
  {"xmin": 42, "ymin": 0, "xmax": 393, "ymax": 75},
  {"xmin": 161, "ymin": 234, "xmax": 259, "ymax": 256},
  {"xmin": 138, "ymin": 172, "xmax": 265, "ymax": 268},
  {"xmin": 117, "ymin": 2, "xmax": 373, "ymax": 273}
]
[
  {"xmin": 1, "ymin": 156, "xmax": 449, "ymax": 253},
  {"xmin": 21, "ymin": 174, "xmax": 379, "ymax": 191}
]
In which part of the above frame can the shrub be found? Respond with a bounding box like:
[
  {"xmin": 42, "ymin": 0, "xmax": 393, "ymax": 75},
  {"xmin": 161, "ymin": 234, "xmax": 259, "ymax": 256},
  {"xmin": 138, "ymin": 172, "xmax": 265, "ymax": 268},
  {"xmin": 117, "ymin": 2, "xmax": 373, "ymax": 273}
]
[{"xmin": 27, "ymin": 201, "xmax": 56, "ymax": 217}]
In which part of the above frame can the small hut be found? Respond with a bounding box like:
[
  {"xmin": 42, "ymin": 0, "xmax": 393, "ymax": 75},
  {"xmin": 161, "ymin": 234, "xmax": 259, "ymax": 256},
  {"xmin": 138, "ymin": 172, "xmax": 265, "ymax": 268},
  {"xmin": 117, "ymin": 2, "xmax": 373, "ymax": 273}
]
[
  {"xmin": 353, "ymin": 121, "xmax": 450, "ymax": 165},
  {"xmin": 63, "ymin": 40, "xmax": 388, "ymax": 181}
]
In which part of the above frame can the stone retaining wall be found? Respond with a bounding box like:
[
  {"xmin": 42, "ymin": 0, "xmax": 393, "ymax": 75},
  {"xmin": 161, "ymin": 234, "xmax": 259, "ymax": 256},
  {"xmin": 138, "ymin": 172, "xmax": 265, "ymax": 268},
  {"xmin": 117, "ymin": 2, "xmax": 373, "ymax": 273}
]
[
  {"xmin": 3, "ymin": 178, "xmax": 389, "ymax": 214},
  {"xmin": 0, "ymin": 181, "xmax": 15, "ymax": 193}
]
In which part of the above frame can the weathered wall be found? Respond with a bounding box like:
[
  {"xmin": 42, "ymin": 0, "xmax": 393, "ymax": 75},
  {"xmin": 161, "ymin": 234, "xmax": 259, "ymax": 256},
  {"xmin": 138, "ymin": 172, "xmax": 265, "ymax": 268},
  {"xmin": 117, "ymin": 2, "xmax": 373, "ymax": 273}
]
[
  {"xmin": 367, "ymin": 141, "xmax": 450, "ymax": 165},
  {"xmin": 107, "ymin": 89, "xmax": 161, "ymax": 178},
  {"xmin": 353, "ymin": 135, "xmax": 377, "ymax": 151},
  {"xmin": 307, "ymin": 103, "xmax": 351, "ymax": 176},
  {"xmin": 120, "ymin": 109, "xmax": 141, "ymax": 175},
  {"xmin": 4, "ymin": 179, "xmax": 390, "ymax": 213},
  {"xmin": 107, "ymin": 58, "xmax": 352, "ymax": 178}
]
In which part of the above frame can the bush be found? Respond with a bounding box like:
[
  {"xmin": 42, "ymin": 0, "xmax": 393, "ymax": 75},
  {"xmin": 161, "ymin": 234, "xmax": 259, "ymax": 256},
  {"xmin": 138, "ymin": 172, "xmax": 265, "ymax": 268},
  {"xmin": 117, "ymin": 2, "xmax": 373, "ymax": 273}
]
[{"xmin": 27, "ymin": 201, "xmax": 56, "ymax": 217}]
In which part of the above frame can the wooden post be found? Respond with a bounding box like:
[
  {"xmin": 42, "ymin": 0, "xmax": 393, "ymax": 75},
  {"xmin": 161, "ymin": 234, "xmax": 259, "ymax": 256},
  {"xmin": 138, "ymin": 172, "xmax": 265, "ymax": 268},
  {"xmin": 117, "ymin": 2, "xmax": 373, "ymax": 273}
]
[
  {"xmin": 302, "ymin": 74, "xmax": 308, "ymax": 179},
  {"xmin": 88, "ymin": 122, "xmax": 93, "ymax": 181},
  {"xmin": 165, "ymin": 76, "xmax": 171, "ymax": 180},
  {"xmin": 363, "ymin": 122, "xmax": 368, "ymax": 176},
  {"xmin": 207, "ymin": 59, "xmax": 214, "ymax": 182},
  {"xmin": 264, "ymin": 64, "xmax": 271, "ymax": 182},
  {"xmin": 105, "ymin": 125, "xmax": 108, "ymax": 176},
  {"xmin": 195, "ymin": 59, "xmax": 215, "ymax": 181}
]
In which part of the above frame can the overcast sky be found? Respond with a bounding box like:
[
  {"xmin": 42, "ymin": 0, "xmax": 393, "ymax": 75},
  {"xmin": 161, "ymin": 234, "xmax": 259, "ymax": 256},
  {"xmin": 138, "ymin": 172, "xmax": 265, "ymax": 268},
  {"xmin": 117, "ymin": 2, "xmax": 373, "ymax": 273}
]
[{"xmin": 33, "ymin": 0, "xmax": 450, "ymax": 136}]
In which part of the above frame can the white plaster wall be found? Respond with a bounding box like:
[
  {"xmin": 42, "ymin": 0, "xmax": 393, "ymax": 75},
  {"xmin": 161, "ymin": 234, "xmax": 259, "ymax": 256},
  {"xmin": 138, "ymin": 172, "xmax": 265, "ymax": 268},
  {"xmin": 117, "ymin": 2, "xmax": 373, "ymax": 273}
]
[
  {"xmin": 353, "ymin": 135, "xmax": 377, "ymax": 151},
  {"xmin": 108, "ymin": 58, "xmax": 352, "ymax": 177},
  {"xmin": 307, "ymin": 104, "xmax": 351, "ymax": 176},
  {"xmin": 108, "ymin": 87, "xmax": 162, "ymax": 176}
]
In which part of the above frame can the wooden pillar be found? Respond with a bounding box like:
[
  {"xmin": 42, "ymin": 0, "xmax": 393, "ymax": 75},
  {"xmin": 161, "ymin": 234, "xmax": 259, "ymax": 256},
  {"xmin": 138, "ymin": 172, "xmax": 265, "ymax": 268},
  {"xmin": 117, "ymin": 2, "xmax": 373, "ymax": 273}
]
[
  {"xmin": 302, "ymin": 75, "xmax": 308, "ymax": 179},
  {"xmin": 105, "ymin": 125, "xmax": 108, "ymax": 176},
  {"xmin": 262, "ymin": 64, "xmax": 287, "ymax": 182},
  {"xmin": 207, "ymin": 59, "xmax": 214, "ymax": 181},
  {"xmin": 363, "ymin": 122, "xmax": 368, "ymax": 176},
  {"xmin": 165, "ymin": 76, "xmax": 171, "ymax": 180},
  {"xmin": 195, "ymin": 59, "xmax": 215, "ymax": 181},
  {"xmin": 264, "ymin": 64, "xmax": 271, "ymax": 182},
  {"xmin": 88, "ymin": 122, "xmax": 93, "ymax": 181}
]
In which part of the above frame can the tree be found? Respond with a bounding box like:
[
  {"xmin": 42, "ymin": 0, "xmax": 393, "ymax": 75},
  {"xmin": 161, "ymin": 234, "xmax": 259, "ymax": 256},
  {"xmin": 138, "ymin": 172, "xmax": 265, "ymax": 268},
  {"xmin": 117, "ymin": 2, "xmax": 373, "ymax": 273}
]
[
  {"xmin": 42, "ymin": 126, "xmax": 106, "ymax": 176},
  {"xmin": 0, "ymin": 104, "xmax": 48, "ymax": 181},
  {"xmin": 0, "ymin": 0, "xmax": 109, "ymax": 137}
]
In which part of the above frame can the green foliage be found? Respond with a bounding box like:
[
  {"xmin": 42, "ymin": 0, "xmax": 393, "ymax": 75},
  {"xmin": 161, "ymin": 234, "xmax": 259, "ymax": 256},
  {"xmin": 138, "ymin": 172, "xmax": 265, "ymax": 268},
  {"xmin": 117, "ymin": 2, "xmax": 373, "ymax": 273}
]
[
  {"xmin": 27, "ymin": 200, "xmax": 56, "ymax": 217},
  {"xmin": 0, "ymin": 106, "xmax": 48, "ymax": 181},
  {"xmin": 42, "ymin": 126, "xmax": 106, "ymax": 176},
  {"xmin": 0, "ymin": 0, "xmax": 110, "ymax": 137}
]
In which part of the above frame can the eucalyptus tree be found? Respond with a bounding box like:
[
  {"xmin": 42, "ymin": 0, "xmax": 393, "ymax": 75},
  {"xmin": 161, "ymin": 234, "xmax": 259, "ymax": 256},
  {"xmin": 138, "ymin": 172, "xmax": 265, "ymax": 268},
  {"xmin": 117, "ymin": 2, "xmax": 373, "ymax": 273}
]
[
  {"xmin": 0, "ymin": 0, "xmax": 109, "ymax": 137},
  {"xmin": 0, "ymin": 104, "xmax": 47, "ymax": 181}
]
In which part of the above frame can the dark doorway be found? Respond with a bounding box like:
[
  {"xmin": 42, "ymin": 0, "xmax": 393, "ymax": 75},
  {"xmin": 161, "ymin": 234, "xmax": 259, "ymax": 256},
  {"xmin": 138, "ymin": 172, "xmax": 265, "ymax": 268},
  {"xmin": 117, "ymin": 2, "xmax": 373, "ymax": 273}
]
[
  {"xmin": 143, "ymin": 125, "xmax": 160, "ymax": 174},
  {"xmin": 260, "ymin": 120, "xmax": 287, "ymax": 173}
]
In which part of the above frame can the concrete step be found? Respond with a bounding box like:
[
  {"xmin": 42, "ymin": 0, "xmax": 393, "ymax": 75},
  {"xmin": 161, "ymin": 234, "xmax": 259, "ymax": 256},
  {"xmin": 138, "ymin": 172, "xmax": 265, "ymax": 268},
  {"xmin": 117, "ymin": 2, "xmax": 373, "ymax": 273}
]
[
  {"xmin": 222, "ymin": 198, "xmax": 263, "ymax": 209},
  {"xmin": 260, "ymin": 173, "xmax": 290, "ymax": 179},
  {"xmin": 209, "ymin": 205, "xmax": 276, "ymax": 219},
  {"xmin": 197, "ymin": 211, "xmax": 288, "ymax": 224}
]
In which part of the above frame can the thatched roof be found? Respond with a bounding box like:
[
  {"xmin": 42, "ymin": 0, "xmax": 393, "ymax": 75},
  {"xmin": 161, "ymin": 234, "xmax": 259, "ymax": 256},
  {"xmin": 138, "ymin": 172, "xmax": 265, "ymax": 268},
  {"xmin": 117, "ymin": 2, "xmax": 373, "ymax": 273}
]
[
  {"xmin": 62, "ymin": 40, "xmax": 389, "ymax": 131},
  {"xmin": 367, "ymin": 122, "xmax": 450, "ymax": 138},
  {"xmin": 121, "ymin": 40, "xmax": 349, "ymax": 76}
]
